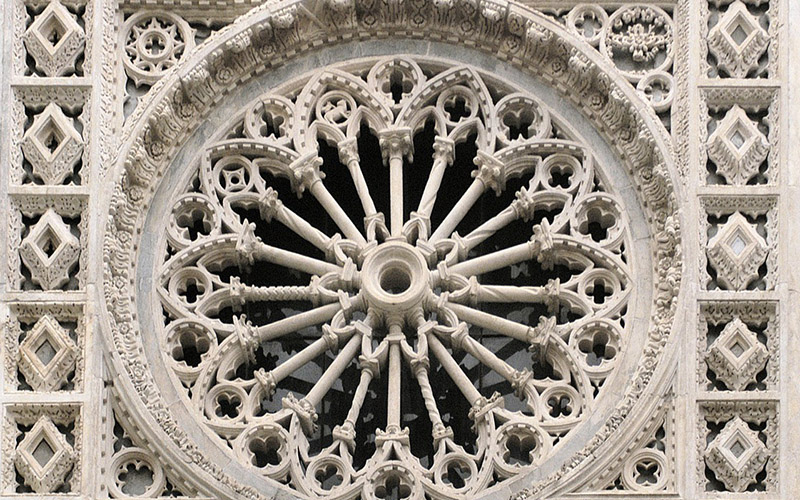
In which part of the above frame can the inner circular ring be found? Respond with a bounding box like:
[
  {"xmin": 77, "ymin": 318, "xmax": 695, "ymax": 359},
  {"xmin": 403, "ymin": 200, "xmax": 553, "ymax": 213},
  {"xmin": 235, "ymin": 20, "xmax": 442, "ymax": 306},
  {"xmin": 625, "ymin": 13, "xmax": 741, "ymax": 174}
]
[
  {"xmin": 380, "ymin": 266, "xmax": 412, "ymax": 295},
  {"xmin": 360, "ymin": 241, "xmax": 429, "ymax": 312}
]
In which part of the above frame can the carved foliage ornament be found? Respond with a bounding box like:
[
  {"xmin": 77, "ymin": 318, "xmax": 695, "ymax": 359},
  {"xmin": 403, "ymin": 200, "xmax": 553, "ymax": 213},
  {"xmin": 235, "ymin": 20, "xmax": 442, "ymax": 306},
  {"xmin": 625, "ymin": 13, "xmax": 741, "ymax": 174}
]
[{"xmin": 102, "ymin": 2, "xmax": 680, "ymax": 499}]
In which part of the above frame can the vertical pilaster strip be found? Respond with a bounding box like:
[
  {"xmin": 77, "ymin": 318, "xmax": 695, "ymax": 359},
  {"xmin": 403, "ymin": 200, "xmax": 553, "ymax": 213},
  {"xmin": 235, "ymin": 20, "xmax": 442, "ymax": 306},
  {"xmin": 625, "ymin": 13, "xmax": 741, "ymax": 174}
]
[
  {"xmin": 85, "ymin": 0, "xmax": 120, "ymax": 497},
  {"xmin": 677, "ymin": 0, "xmax": 700, "ymax": 496},
  {"xmin": 695, "ymin": 0, "xmax": 784, "ymax": 495},
  {"xmin": 779, "ymin": 0, "xmax": 795, "ymax": 496}
]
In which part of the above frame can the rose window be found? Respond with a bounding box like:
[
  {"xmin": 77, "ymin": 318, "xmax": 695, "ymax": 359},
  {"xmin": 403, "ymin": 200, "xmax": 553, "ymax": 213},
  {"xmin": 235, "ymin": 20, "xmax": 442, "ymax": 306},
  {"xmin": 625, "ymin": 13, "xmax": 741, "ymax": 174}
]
[{"xmin": 155, "ymin": 56, "xmax": 635, "ymax": 499}]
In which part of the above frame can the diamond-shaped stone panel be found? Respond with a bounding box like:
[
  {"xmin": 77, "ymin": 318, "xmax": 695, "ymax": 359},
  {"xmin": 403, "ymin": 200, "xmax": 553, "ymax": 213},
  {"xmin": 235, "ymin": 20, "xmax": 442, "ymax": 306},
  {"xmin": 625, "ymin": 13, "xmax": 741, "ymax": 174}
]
[
  {"xmin": 19, "ymin": 209, "xmax": 80, "ymax": 290},
  {"xmin": 21, "ymin": 103, "xmax": 83, "ymax": 185},
  {"xmin": 23, "ymin": 1, "xmax": 85, "ymax": 77},
  {"xmin": 705, "ymin": 417, "xmax": 768, "ymax": 492},
  {"xmin": 707, "ymin": 212, "xmax": 767, "ymax": 290},
  {"xmin": 707, "ymin": 105, "xmax": 769, "ymax": 185},
  {"xmin": 708, "ymin": 0, "xmax": 769, "ymax": 78},
  {"xmin": 706, "ymin": 317, "xmax": 768, "ymax": 390},
  {"xmin": 18, "ymin": 315, "xmax": 78, "ymax": 391},
  {"xmin": 14, "ymin": 415, "xmax": 75, "ymax": 493}
]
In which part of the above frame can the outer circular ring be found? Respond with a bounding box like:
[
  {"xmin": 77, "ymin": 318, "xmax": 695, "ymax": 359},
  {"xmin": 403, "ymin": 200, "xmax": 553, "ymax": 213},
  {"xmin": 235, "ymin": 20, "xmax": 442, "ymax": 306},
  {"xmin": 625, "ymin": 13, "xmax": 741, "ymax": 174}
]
[{"xmin": 100, "ymin": 1, "xmax": 684, "ymax": 499}]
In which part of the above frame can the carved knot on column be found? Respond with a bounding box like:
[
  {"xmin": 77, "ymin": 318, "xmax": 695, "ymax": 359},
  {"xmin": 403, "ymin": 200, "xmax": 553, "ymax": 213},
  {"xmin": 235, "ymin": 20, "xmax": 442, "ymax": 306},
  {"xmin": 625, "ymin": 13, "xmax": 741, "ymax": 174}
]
[
  {"xmin": 449, "ymin": 322, "xmax": 471, "ymax": 351},
  {"xmin": 258, "ymin": 187, "xmax": 283, "ymax": 222},
  {"xmin": 544, "ymin": 278, "xmax": 561, "ymax": 315},
  {"xmin": 289, "ymin": 153, "xmax": 324, "ymax": 196},
  {"xmin": 512, "ymin": 186, "xmax": 537, "ymax": 221},
  {"xmin": 229, "ymin": 276, "xmax": 246, "ymax": 312},
  {"xmin": 376, "ymin": 426, "xmax": 410, "ymax": 446},
  {"xmin": 472, "ymin": 150, "xmax": 506, "ymax": 195},
  {"xmin": 233, "ymin": 314, "xmax": 259, "ymax": 365},
  {"xmin": 320, "ymin": 324, "xmax": 342, "ymax": 352},
  {"xmin": 235, "ymin": 221, "xmax": 260, "ymax": 269},
  {"xmin": 337, "ymin": 137, "xmax": 360, "ymax": 165},
  {"xmin": 358, "ymin": 353, "xmax": 381, "ymax": 379},
  {"xmin": 511, "ymin": 369, "xmax": 533, "ymax": 399},
  {"xmin": 432, "ymin": 136, "xmax": 455, "ymax": 165},
  {"xmin": 530, "ymin": 219, "xmax": 554, "ymax": 269},
  {"xmin": 469, "ymin": 392, "xmax": 504, "ymax": 424},
  {"xmin": 527, "ymin": 315, "xmax": 557, "ymax": 364},
  {"xmin": 365, "ymin": 212, "xmax": 390, "ymax": 241},
  {"xmin": 281, "ymin": 393, "xmax": 318, "ymax": 434},
  {"xmin": 379, "ymin": 127, "xmax": 413, "ymax": 165},
  {"xmin": 254, "ymin": 368, "xmax": 277, "ymax": 396},
  {"xmin": 332, "ymin": 423, "xmax": 357, "ymax": 450}
]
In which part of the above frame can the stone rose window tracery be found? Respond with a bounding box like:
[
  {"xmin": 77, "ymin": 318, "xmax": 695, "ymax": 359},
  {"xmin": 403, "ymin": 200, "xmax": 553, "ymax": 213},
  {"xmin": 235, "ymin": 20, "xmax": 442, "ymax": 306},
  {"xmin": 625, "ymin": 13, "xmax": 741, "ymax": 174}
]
[{"xmin": 154, "ymin": 56, "xmax": 637, "ymax": 499}]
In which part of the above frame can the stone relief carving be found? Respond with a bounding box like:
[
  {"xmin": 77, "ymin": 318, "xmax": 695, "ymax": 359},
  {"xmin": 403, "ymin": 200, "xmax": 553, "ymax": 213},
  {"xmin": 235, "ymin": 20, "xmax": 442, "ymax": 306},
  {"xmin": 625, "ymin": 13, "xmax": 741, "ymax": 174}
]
[
  {"xmin": 2, "ymin": 404, "xmax": 82, "ymax": 494},
  {"xmin": 700, "ymin": 86, "xmax": 777, "ymax": 186},
  {"xmin": 698, "ymin": 300, "xmax": 779, "ymax": 392}
]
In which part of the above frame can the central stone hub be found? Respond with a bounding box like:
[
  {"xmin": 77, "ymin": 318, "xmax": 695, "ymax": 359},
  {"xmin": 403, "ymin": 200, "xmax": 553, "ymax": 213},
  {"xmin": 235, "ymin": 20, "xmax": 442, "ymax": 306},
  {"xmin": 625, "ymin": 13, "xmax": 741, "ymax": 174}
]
[{"xmin": 361, "ymin": 240, "xmax": 429, "ymax": 313}]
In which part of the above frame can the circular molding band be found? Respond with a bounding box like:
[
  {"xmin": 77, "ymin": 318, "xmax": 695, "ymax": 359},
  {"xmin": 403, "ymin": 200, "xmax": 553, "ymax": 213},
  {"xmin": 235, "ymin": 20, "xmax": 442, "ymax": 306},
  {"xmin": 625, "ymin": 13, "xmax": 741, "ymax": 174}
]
[{"xmin": 100, "ymin": 1, "xmax": 684, "ymax": 498}]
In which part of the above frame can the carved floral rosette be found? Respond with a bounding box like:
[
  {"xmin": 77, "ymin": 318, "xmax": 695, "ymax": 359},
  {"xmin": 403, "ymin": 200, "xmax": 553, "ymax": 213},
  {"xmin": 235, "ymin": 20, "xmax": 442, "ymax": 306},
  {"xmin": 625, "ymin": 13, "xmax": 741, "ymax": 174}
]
[{"xmin": 100, "ymin": 1, "xmax": 682, "ymax": 499}]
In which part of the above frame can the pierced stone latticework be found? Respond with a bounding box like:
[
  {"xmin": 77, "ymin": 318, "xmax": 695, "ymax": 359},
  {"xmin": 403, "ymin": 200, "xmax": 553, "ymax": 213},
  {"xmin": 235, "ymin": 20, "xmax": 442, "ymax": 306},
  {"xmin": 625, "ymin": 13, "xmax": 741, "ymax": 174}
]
[
  {"xmin": 702, "ymin": 0, "xmax": 779, "ymax": 79},
  {"xmin": 21, "ymin": 103, "xmax": 84, "ymax": 185},
  {"xmin": 122, "ymin": 11, "xmax": 195, "ymax": 87},
  {"xmin": 701, "ymin": 196, "xmax": 777, "ymax": 291},
  {"xmin": 22, "ymin": 1, "xmax": 86, "ymax": 77},
  {"xmin": 4, "ymin": 302, "xmax": 86, "ymax": 393},
  {"xmin": 546, "ymin": 4, "xmax": 676, "ymax": 123},
  {"xmin": 100, "ymin": 1, "xmax": 684, "ymax": 497},
  {"xmin": 706, "ymin": 105, "xmax": 769, "ymax": 186},
  {"xmin": 17, "ymin": 315, "xmax": 78, "ymax": 392},
  {"xmin": 698, "ymin": 401, "xmax": 778, "ymax": 493},
  {"xmin": 154, "ymin": 56, "xmax": 636, "ymax": 499},
  {"xmin": 9, "ymin": 84, "xmax": 90, "ymax": 186},
  {"xmin": 700, "ymin": 86, "xmax": 779, "ymax": 186},
  {"xmin": 7, "ymin": 194, "xmax": 88, "ymax": 291},
  {"xmin": 698, "ymin": 300, "xmax": 779, "ymax": 392},
  {"xmin": 99, "ymin": 387, "xmax": 200, "ymax": 498},
  {"xmin": 2, "ymin": 404, "xmax": 82, "ymax": 494}
]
